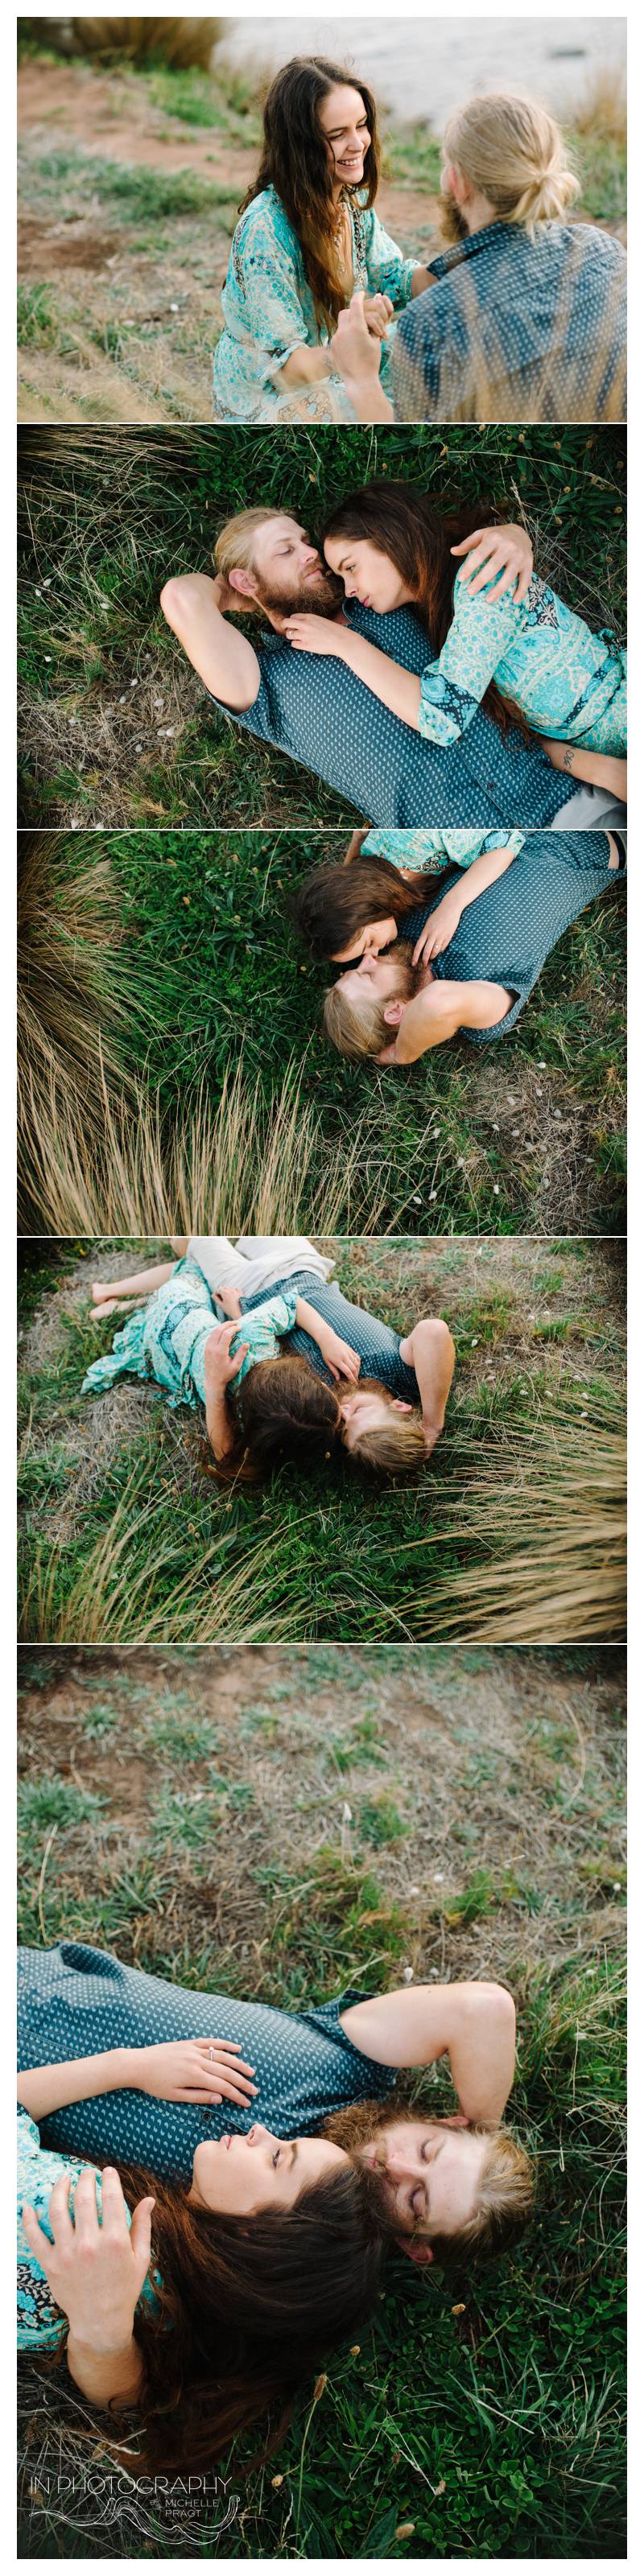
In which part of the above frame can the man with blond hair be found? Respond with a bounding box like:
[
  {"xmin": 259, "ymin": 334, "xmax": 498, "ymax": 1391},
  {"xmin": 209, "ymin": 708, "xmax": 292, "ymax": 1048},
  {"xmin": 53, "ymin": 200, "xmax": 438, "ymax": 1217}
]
[
  {"xmin": 159, "ymin": 505, "xmax": 597, "ymax": 829},
  {"xmin": 331, "ymin": 92, "xmax": 626, "ymax": 424}
]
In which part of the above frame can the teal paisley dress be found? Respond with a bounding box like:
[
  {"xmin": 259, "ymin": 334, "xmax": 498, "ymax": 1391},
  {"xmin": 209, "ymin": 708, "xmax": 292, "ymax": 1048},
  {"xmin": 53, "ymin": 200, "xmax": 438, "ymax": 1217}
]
[
  {"xmin": 362, "ymin": 826, "xmax": 525, "ymax": 870},
  {"xmin": 80, "ymin": 1259, "xmax": 299, "ymax": 1424},
  {"xmin": 212, "ymin": 183, "xmax": 419, "ymax": 421},
  {"xmin": 417, "ymin": 572, "xmax": 626, "ymax": 755}
]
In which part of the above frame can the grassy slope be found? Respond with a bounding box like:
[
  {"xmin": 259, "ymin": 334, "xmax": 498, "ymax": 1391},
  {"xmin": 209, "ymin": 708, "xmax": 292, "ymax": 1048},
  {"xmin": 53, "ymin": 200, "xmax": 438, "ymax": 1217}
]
[
  {"xmin": 18, "ymin": 422, "xmax": 626, "ymax": 830},
  {"xmin": 18, "ymin": 1642, "xmax": 625, "ymax": 2559},
  {"xmin": 18, "ymin": 47, "xmax": 625, "ymax": 427},
  {"xmin": 112, "ymin": 827, "xmax": 625, "ymax": 1235},
  {"xmin": 18, "ymin": 1239, "xmax": 626, "ymax": 1647}
]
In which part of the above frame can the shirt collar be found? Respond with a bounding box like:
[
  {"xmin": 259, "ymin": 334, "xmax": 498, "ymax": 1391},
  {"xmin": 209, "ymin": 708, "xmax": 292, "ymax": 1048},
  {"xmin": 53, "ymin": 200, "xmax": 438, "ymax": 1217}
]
[{"xmin": 429, "ymin": 220, "xmax": 519, "ymax": 278}]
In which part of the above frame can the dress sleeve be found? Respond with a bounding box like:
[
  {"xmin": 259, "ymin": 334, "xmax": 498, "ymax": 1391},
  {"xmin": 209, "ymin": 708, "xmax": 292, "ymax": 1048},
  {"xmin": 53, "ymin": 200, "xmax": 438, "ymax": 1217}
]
[
  {"xmin": 362, "ymin": 826, "xmax": 525, "ymax": 868},
  {"xmin": 18, "ymin": 2104, "xmax": 44, "ymax": 2195},
  {"xmin": 233, "ymin": 199, "xmax": 315, "ymax": 374},
  {"xmin": 252, "ymin": 1289, "xmax": 299, "ymax": 1337},
  {"xmin": 363, "ymin": 207, "xmax": 419, "ymax": 307},
  {"xmin": 418, "ymin": 577, "xmax": 523, "ymax": 744}
]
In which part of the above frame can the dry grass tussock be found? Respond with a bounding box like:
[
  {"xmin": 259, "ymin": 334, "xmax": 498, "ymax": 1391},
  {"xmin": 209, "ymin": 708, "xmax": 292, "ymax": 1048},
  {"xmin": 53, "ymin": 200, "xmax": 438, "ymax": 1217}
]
[
  {"xmin": 18, "ymin": 1053, "xmax": 386, "ymax": 1236},
  {"xmin": 414, "ymin": 1403, "xmax": 625, "ymax": 1642},
  {"xmin": 20, "ymin": 1393, "xmax": 625, "ymax": 1648},
  {"xmin": 31, "ymin": 17, "xmax": 222, "ymax": 72},
  {"xmin": 575, "ymin": 68, "xmax": 627, "ymax": 146},
  {"xmin": 18, "ymin": 834, "xmax": 130, "ymax": 1221}
]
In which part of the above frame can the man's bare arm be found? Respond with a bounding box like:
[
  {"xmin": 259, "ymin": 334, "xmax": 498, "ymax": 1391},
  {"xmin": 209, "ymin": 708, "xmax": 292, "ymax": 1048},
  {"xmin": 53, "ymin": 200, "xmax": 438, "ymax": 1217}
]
[
  {"xmin": 159, "ymin": 572, "xmax": 262, "ymax": 711},
  {"xmin": 339, "ymin": 1982, "xmax": 516, "ymax": 2124},
  {"xmin": 390, "ymin": 976, "xmax": 513, "ymax": 1063},
  {"xmin": 400, "ymin": 1318, "xmax": 455, "ymax": 1455}
]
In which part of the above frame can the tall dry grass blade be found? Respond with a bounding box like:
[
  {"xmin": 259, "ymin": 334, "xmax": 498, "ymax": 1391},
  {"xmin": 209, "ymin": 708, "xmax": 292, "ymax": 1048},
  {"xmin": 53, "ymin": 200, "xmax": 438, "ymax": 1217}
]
[{"xmin": 18, "ymin": 1052, "xmax": 382, "ymax": 1235}]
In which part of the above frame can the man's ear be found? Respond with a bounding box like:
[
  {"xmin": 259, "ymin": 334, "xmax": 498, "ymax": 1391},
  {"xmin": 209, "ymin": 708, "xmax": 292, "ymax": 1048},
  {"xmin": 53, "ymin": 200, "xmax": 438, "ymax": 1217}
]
[
  {"xmin": 228, "ymin": 566, "xmax": 258, "ymax": 600},
  {"xmin": 392, "ymin": 1400, "xmax": 413, "ymax": 1415},
  {"xmin": 396, "ymin": 2235, "xmax": 434, "ymax": 2269},
  {"xmin": 382, "ymin": 999, "xmax": 405, "ymax": 1028},
  {"xmin": 444, "ymin": 158, "xmax": 469, "ymax": 208}
]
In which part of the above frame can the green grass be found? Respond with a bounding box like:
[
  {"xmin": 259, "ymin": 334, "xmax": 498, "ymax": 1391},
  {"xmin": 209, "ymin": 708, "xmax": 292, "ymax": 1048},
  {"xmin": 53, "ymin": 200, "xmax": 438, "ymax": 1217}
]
[
  {"xmin": 17, "ymin": 422, "xmax": 626, "ymax": 831},
  {"xmin": 17, "ymin": 1641, "xmax": 625, "ymax": 2557},
  {"xmin": 17, "ymin": 1238, "xmax": 626, "ymax": 1647},
  {"xmin": 18, "ymin": 825, "xmax": 625, "ymax": 1235}
]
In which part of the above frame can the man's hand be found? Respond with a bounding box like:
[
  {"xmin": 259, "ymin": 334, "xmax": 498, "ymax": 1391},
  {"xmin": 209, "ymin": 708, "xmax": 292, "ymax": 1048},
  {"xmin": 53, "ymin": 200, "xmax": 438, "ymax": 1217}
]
[
  {"xmin": 21, "ymin": 2168, "xmax": 153, "ymax": 2355},
  {"xmin": 284, "ymin": 614, "xmax": 349, "ymax": 656},
  {"xmin": 452, "ymin": 522, "xmax": 534, "ymax": 604},
  {"xmin": 203, "ymin": 1319, "xmax": 248, "ymax": 1389},
  {"xmin": 362, "ymin": 291, "xmax": 394, "ymax": 340},
  {"xmin": 129, "ymin": 2038, "xmax": 258, "ymax": 2106}
]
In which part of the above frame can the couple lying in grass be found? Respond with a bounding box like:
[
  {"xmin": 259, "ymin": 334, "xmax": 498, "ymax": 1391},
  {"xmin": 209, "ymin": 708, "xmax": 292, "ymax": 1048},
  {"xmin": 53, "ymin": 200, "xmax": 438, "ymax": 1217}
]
[
  {"xmin": 83, "ymin": 1237, "xmax": 456, "ymax": 1487},
  {"xmin": 295, "ymin": 821, "xmax": 626, "ymax": 1063},
  {"xmin": 19, "ymin": 1941, "xmax": 532, "ymax": 2474},
  {"xmin": 212, "ymin": 59, "xmax": 625, "ymax": 422},
  {"xmin": 161, "ymin": 484, "xmax": 627, "ymax": 831}
]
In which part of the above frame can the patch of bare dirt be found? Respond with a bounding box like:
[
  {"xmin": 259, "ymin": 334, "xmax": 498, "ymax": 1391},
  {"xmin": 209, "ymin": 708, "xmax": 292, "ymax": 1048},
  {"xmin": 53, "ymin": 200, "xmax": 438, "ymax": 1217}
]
[{"xmin": 18, "ymin": 1642, "xmax": 625, "ymax": 1990}]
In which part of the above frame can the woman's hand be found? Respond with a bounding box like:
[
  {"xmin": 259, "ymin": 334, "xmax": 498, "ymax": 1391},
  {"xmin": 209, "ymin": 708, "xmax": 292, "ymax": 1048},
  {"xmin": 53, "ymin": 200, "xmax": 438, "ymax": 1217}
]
[
  {"xmin": 332, "ymin": 294, "xmax": 383, "ymax": 386},
  {"xmin": 452, "ymin": 523, "xmax": 534, "ymax": 604},
  {"xmin": 215, "ymin": 1281, "xmax": 242, "ymax": 1318},
  {"xmin": 129, "ymin": 2038, "xmax": 258, "ymax": 2107},
  {"xmin": 412, "ymin": 892, "xmax": 464, "ymax": 963},
  {"xmin": 362, "ymin": 291, "xmax": 394, "ymax": 340},
  {"xmin": 316, "ymin": 1327, "xmax": 361, "ymax": 1383},
  {"xmin": 284, "ymin": 614, "xmax": 348, "ymax": 656},
  {"xmin": 203, "ymin": 1319, "xmax": 248, "ymax": 1388},
  {"xmin": 21, "ymin": 2167, "xmax": 154, "ymax": 2355}
]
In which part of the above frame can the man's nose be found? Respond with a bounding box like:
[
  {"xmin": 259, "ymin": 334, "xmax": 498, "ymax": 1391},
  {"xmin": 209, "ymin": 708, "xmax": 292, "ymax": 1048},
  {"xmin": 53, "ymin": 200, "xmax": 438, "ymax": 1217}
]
[{"xmin": 385, "ymin": 2149, "xmax": 419, "ymax": 2179}]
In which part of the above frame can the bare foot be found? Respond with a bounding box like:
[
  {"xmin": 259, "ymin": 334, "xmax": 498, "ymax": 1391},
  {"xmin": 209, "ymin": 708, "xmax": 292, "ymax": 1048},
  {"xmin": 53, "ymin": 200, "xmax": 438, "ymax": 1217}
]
[{"xmin": 90, "ymin": 1294, "xmax": 138, "ymax": 1322}]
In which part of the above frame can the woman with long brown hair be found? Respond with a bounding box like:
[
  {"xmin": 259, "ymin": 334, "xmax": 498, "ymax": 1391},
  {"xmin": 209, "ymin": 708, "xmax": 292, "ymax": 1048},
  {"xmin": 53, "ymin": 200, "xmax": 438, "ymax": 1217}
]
[
  {"xmin": 282, "ymin": 481, "xmax": 627, "ymax": 774},
  {"xmin": 19, "ymin": 1946, "xmax": 534, "ymax": 2470},
  {"xmin": 212, "ymin": 57, "xmax": 433, "ymax": 422},
  {"xmin": 82, "ymin": 1241, "xmax": 456, "ymax": 1481},
  {"xmin": 18, "ymin": 2051, "xmax": 384, "ymax": 2472}
]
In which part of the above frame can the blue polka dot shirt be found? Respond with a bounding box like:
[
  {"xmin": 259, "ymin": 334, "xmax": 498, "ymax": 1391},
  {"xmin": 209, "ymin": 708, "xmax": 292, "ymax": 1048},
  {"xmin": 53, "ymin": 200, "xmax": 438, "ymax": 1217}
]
[
  {"xmin": 389, "ymin": 221, "xmax": 626, "ymax": 424},
  {"xmin": 18, "ymin": 1947, "xmax": 395, "ymax": 2183},
  {"xmin": 404, "ymin": 827, "xmax": 621, "ymax": 1040},
  {"xmin": 207, "ymin": 600, "xmax": 580, "ymax": 828}
]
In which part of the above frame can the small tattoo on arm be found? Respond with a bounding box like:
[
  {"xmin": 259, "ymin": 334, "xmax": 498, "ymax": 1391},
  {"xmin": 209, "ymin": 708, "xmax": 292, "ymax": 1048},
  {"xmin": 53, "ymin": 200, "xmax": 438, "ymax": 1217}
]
[{"xmin": 562, "ymin": 747, "xmax": 574, "ymax": 773}]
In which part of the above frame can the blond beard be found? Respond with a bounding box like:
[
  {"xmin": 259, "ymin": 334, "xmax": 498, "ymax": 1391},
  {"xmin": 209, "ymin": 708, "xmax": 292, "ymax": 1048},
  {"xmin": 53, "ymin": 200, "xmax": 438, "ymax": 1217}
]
[{"xmin": 439, "ymin": 185, "xmax": 469, "ymax": 246}]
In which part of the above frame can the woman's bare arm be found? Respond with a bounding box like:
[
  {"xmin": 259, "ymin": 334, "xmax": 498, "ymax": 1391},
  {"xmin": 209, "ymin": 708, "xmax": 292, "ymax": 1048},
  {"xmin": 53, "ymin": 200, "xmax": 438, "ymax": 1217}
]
[
  {"xmin": 19, "ymin": 2050, "xmax": 138, "ymax": 2123},
  {"xmin": 539, "ymin": 737, "xmax": 626, "ymax": 800}
]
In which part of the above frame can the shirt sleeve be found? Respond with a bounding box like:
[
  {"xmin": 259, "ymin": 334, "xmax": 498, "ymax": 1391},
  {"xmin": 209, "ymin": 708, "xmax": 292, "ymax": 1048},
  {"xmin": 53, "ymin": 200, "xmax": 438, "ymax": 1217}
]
[
  {"xmin": 419, "ymin": 576, "xmax": 522, "ymax": 744},
  {"xmin": 233, "ymin": 199, "xmax": 313, "ymax": 375},
  {"xmin": 363, "ymin": 207, "xmax": 419, "ymax": 307},
  {"xmin": 388, "ymin": 293, "xmax": 442, "ymax": 419},
  {"xmin": 205, "ymin": 644, "xmax": 279, "ymax": 743}
]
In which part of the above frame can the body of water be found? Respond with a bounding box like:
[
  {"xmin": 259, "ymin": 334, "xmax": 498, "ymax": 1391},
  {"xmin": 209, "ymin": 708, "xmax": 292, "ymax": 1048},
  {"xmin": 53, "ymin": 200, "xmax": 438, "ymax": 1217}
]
[{"xmin": 217, "ymin": 14, "xmax": 625, "ymax": 126}]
